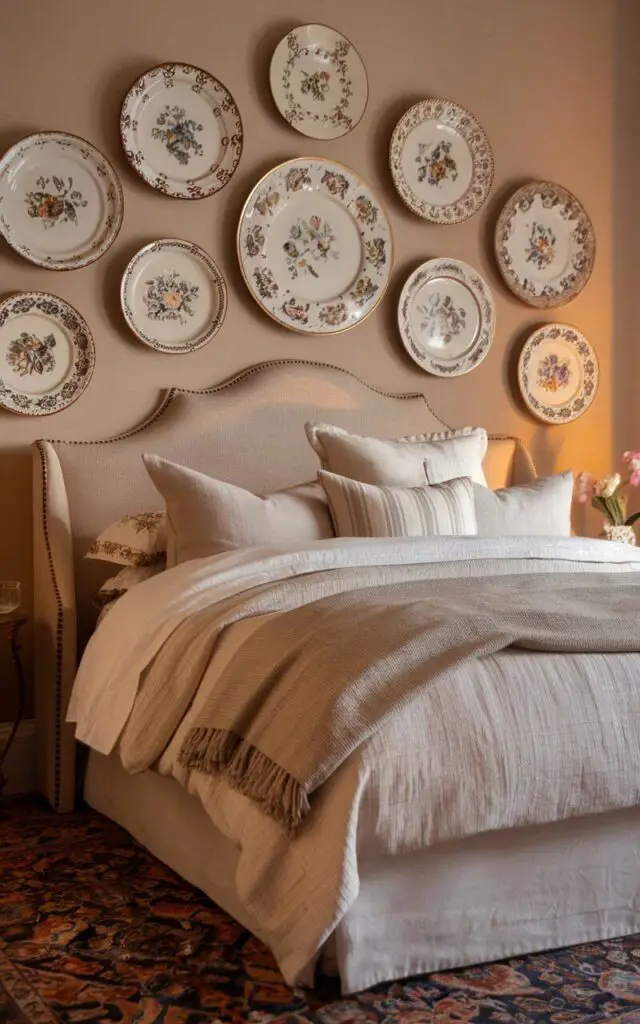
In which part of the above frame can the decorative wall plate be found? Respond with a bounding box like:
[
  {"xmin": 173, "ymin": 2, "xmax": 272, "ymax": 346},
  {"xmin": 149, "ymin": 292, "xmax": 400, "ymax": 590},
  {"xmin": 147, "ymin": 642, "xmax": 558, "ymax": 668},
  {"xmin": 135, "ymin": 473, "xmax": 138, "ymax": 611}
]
[
  {"xmin": 495, "ymin": 182, "xmax": 595, "ymax": 307},
  {"xmin": 269, "ymin": 24, "xmax": 368, "ymax": 140},
  {"xmin": 0, "ymin": 132, "xmax": 123, "ymax": 270},
  {"xmin": 237, "ymin": 158, "xmax": 392, "ymax": 334},
  {"xmin": 518, "ymin": 323, "xmax": 598, "ymax": 424},
  {"xmin": 389, "ymin": 99, "xmax": 494, "ymax": 223},
  {"xmin": 0, "ymin": 292, "xmax": 95, "ymax": 415},
  {"xmin": 397, "ymin": 258, "xmax": 495, "ymax": 376},
  {"xmin": 121, "ymin": 238, "xmax": 227, "ymax": 354},
  {"xmin": 121, "ymin": 63, "xmax": 243, "ymax": 199}
]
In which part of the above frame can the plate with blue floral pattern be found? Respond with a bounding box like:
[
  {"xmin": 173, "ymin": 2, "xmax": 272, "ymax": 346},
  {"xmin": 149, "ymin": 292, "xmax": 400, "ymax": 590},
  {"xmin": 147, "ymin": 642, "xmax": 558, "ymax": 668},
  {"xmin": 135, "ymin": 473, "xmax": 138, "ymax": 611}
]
[
  {"xmin": 120, "ymin": 63, "xmax": 243, "ymax": 199},
  {"xmin": 518, "ymin": 323, "xmax": 598, "ymax": 423},
  {"xmin": 120, "ymin": 239, "xmax": 227, "ymax": 353},
  {"xmin": 0, "ymin": 291, "xmax": 95, "ymax": 415}
]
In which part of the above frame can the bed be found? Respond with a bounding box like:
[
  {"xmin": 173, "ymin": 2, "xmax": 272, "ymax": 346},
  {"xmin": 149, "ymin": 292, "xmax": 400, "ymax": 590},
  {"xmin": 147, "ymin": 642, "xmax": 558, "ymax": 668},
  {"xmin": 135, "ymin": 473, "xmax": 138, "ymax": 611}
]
[{"xmin": 32, "ymin": 358, "xmax": 640, "ymax": 994}]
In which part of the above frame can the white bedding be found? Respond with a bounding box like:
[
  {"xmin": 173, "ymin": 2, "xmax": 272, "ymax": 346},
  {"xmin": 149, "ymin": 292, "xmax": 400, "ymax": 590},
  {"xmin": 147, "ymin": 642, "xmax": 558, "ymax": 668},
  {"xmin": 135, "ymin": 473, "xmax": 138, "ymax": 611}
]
[{"xmin": 69, "ymin": 536, "xmax": 640, "ymax": 987}]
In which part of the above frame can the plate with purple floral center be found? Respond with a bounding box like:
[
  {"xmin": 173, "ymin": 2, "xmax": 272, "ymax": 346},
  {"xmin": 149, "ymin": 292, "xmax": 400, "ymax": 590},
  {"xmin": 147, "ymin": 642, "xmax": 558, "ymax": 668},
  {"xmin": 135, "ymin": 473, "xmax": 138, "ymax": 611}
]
[
  {"xmin": 389, "ymin": 99, "xmax": 494, "ymax": 224},
  {"xmin": 237, "ymin": 158, "xmax": 392, "ymax": 334},
  {"xmin": 495, "ymin": 182, "xmax": 595, "ymax": 307},
  {"xmin": 120, "ymin": 238, "xmax": 227, "ymax": 354},
  {"xmin": 270, "ymin": 25, "xmax": 368, "ymax": 140},
  {"xmin": 518, "ymin": 323, "xmax": 598, "ymax": 424},
  {"xmin": 0, "ymin": 132, "xmax": 123, "ymax": 270},
  {"xmin": 0, "ymin": 291, "xmax": 95, "ymax": 415},
  {"xmin": 121, "ymin": 63, "xmax": 243, "ymax": 199}
]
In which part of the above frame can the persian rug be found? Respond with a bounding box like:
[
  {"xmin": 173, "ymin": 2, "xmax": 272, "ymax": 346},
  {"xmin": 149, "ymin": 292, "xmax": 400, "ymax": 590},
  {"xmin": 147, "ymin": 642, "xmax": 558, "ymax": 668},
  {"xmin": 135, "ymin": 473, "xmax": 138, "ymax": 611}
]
[{"xmin": 2, "ymin": 799, "xmax": 640, "ymax": 1023}]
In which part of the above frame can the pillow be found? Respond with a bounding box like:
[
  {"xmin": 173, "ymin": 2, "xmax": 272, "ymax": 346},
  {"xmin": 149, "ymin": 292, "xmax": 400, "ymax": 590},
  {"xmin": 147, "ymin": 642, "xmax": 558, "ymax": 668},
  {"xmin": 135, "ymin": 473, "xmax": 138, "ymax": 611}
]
[
  {"xmin": 86, "ymin": 511, "xmax": 165, "ymax": 567},
  {"xmin": 94, "ymin": 564, "xmax": 165, "ymax": 609},
  {"xmin": 472, "ymin": 472, "xmax": 573, "ymax": 537},
  {"xmin": 306, "ymin": 422, "xmax": 488, "ymax": 487},
  {"xmin": 318, "ymin": 471, "xmax": 477, "ymax": 539},
  {"xmin": 143, "ymin": 454, "xmax": 334, "ymax": 566}
]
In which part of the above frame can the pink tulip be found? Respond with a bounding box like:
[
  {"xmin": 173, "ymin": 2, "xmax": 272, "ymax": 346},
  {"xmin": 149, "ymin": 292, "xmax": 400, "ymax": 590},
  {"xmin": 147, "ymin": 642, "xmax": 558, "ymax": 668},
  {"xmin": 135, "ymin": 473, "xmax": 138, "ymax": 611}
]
[
  {"xmin": 623, "ymin": 450, "xmax": 640, "ymax": 465},
  {"xmin": 631, "ymin": 469, "xmax": 640, "ymax": 487}
]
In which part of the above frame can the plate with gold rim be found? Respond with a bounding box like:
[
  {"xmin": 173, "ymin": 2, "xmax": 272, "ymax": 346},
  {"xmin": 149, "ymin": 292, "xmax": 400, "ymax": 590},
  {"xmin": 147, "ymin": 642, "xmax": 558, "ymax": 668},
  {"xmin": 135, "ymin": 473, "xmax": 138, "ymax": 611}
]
[
  {"xmin": 0, "ymin": 132, "xmax": 123, "ymax": 270},
  {"xmin": 495, "ymin": 182, "xmax": 595, "ymax": 307},
  {"xmin": 389, "ymin": 99, "xmax": 494, "ymax": 223},
  {"xmin": 397, "ymin": 258, "xmax": 495, "ymax": 376},
  {"xmin": 120, "ymin": 238, "xmax": 227, "ymax": 354},
  {"xmin": 270, "ymin": 24, "xmax": 368, "ymax": 140},
  {"xmin": 120, "ymin": 63, "xmax": 243, "ymax": 199},
  {"xmin": 518, "ymin": 323, "xmax": 598, "ymax": 424},
  {"xmin": 0, "ymin": 291, "xmax": 95, "ymax": 415},
  {"xmin": 237, "ymin": 158, "xmax": 392, "ymax": 334}
]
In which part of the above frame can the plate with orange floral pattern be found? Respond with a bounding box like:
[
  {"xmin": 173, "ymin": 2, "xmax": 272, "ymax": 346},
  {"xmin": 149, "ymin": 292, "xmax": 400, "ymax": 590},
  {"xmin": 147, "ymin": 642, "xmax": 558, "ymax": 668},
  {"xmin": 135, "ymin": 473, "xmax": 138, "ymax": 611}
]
[{"xmin": 518, "ymin": 323, "xmax": 598, "ymax": 423}]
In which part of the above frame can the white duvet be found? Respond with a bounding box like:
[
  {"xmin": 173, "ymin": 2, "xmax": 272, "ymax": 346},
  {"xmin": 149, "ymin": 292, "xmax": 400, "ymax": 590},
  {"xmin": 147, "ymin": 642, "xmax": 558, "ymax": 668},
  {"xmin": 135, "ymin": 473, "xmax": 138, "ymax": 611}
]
[{"xmin": 69, "ymin": 536, "xmax": 640, "ymax": 986}]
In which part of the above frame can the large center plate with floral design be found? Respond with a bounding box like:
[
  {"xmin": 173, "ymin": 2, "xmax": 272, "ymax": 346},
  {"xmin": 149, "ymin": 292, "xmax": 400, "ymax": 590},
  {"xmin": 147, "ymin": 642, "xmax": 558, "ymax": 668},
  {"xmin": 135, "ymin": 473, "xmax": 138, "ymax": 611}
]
[
  {"xmin": 121, "ymin": 238, "xmax": 227, "ymax": 353},
  {"xmin": 269, "ymin": 24, "xmax": 368, "ymax": 140},
  {"xmin": 121, "ymin": 63, "xmax": 243, "ymax": 199},
  {"xmin": 397, "ymin": 259, "xmax": 495, "ymax": 376},
  {"xmin": 518, "ymin": 324, "xmax": 598, "ymax": 424},
  {"xmin": 495, "ymin": 182, "xmax": 595, "ymax": 307},
  {"xmin": 237, "ymin": 158, "xmax": 391, "ymax": 334},
  {"xmin": 389, "ymin": 99, "xmax": 494, "ymax": 224},
  {"xmin": 0, "ymin": 292, "xmax": 95, "ymax": 415},
  {"xmin": 0, "ymin": 132, "xmax": 123, "ymax": 270}
]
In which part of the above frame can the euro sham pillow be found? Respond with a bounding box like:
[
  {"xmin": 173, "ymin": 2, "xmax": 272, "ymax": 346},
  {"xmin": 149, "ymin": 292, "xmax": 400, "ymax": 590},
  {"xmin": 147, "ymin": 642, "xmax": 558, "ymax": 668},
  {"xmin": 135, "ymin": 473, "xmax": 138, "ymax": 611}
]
[
  {"xmin": 306, "ymin": 422, "xmax": 488, "ymax": 487},
  {"xmin": 143, "ymin": 454, "xmax": 335, "ymax": 566},
  {"xmin": 472, "ymin": 471, "xmax": 573, "ymax": 537},
  {"xmin": 318, "ymin": 471, "xmax": 477, "ymax": 539},
  {"xmin": 86, "ymin": 511, "xmax": 166, "ymax": 567}
]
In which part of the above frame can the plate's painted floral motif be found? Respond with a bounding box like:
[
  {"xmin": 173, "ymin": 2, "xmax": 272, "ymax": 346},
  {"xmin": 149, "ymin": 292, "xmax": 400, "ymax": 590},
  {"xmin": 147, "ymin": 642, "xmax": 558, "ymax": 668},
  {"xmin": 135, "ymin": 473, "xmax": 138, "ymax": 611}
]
[
  {"xmin": 151, "ymin": 105, "xmax": 204, "ymax": 165},
  {"xmin": 6, "ymin": 331, "xmax": 56, "ymax": 377},
  {"xmin": 270, "ymin": 26, "xmax": 367, "ymax": 140},
  {"xmin": 143, "ymin": 270, "xmax": 199, "ymax": 324},
  {"xmin": 416, "ymin": 140, "xmax": 458, "ymax": 187},
  {"xmin": 284, "ymin": 216, "xmax": 339, "ymax": 280},
  {"xmin": 25, "ymin": 175, "xmax": 87, "ymax": 229},
  {"xmin": 526, "ymin": 222, "xmax": 556, "ymax": 270},
  {"xmin": 538, "ymin": 352, "xmax": 571, "ymax": 392},
  {"xmin": 238, "ymin": 158, "xmax": 391, "ymax": 335},
  {"xmin": 418, "ymin": 294, "xmax": 466, "ymax": 344}
]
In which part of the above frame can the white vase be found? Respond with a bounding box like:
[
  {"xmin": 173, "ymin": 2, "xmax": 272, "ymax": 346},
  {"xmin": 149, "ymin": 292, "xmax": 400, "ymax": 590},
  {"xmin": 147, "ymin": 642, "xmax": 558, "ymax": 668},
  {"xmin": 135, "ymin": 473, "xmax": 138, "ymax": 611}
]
[{"xmin": 603, "ymin": 523, "xmax": 637, "ymax": 545}]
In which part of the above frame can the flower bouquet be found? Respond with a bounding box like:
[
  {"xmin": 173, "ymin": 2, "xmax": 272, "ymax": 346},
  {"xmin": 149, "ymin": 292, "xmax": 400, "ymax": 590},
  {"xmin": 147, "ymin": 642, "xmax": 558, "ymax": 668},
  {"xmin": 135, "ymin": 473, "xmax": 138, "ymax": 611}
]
[{"xmin": 577, "ymin": 451, "xmax": 640, "ymax": 545}]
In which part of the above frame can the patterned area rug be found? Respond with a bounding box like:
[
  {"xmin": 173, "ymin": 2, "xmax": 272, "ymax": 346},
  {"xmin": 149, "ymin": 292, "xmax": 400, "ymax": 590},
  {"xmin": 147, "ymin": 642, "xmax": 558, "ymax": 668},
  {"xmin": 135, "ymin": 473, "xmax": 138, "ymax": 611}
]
[{"xmin": 2, "ymin": 799, "xmax": 640, "ymax": 1023}]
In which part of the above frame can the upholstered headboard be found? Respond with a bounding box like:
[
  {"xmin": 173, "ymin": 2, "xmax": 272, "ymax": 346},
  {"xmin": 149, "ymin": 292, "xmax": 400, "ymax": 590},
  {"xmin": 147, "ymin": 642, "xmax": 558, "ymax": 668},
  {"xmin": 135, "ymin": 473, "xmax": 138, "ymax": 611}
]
[{"xmin": 32, "ymin": 359, "xmax": 536, "ymax": 811}]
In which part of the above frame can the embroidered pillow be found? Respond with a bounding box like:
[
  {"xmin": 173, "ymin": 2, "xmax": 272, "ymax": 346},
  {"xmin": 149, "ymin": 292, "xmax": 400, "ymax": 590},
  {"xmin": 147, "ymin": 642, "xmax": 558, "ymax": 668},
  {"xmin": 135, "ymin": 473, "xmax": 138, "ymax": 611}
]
[
  {"xmin": 306, "ymin": 422, "xmax": 488, "ymax": 487},
  {"xmin": 318, "ymin": 471, "xmax": 477, "ymax": 539},
  {"xmin": 86, "ymin": 511, "xmax": 166, "ymax": 567},
  {"xmin": 473, "ymin": 472, "xmax": 574, "ymax": 537},
  {"xmin": 94, "ymin": 564, "xmax": 165, "ymax": 610}
]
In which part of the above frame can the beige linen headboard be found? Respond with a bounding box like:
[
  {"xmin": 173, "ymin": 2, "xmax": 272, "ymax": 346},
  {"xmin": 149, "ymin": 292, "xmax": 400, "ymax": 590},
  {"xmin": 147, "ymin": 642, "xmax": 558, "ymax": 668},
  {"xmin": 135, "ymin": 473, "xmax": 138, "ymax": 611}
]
[{"xmin": 32, "ymin": 358, "xmax": 536, "ymax": 811}]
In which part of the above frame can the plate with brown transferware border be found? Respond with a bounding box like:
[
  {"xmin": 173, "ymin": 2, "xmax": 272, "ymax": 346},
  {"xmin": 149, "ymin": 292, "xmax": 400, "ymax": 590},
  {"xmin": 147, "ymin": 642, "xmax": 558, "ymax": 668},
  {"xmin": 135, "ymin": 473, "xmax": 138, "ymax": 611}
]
[
  {"xmin": 121, "ymin": 238, "xmax": 227, "ymax": 354},
  {"xmin": 0, "ymin": 132, "xmax": 123, "ymax": 270},
  {"xmin": 389, "ymin": 98, "xmax": 494, "ymax": 223},
  {"xmin": 397, "ymin": 258, "xmax": 495, "ymax": 376},
  {"xmin": 120, "ymin": 63, "xmax": 243, "ymax": 199},
  {"xmin": 270, "ymin": 24, "xmax": 368, "ymax": 140},
  {"xmin": 518, "ymin": 323, "xmax": 598, "ymax": 424},
  {"xmin": 0, "ymin": 292, "xmax": 95, "ymax": 415},
  {"xmin": 237, "ymin": 158, "xmax": 392, "ymax": 334},
  {"xmin": 495, "ymin": 181, "xmax": 595, "ymax": 307}
]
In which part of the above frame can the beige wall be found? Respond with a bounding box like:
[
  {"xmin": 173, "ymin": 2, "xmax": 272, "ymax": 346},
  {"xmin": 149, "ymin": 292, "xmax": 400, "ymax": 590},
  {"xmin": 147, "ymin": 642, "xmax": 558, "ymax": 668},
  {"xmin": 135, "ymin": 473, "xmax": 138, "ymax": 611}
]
[{"xmin": 0, "ymin": 0, "xmax": 626, "ymax": 715}]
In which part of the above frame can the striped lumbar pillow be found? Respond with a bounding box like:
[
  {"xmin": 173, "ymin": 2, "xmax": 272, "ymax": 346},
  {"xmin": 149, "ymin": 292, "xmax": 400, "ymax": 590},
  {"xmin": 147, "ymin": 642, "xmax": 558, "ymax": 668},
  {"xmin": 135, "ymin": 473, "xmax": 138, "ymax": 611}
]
[{"xmin": 318, "ymin": 471, "xmax": 477, "ymax": 538}]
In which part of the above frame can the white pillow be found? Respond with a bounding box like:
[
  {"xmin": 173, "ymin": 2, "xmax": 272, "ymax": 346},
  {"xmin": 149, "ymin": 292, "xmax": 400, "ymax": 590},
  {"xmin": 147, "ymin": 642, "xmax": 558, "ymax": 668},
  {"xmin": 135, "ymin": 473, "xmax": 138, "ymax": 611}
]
[
  {"xmin": 306, "ymin": 422, "xmax": 488, "ymax": 487},
  {"xmin": 473, "ymin": 472, "xmax": 573, "ymax": 537},
  {"xmin": 319, "ymin": 471, "xmax": 477, "ymax": 538},
  {"xmin": 143, "ymin": 454, "xmax": 334, "ymax": 566}
]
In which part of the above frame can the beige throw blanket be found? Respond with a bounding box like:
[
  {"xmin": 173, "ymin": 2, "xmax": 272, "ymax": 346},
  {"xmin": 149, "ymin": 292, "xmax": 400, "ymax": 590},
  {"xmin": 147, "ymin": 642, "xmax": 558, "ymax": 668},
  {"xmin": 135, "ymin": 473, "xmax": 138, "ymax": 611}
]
[{"xmin": 177, "ymin": 571, "xmax": 640, "ymax": 832}]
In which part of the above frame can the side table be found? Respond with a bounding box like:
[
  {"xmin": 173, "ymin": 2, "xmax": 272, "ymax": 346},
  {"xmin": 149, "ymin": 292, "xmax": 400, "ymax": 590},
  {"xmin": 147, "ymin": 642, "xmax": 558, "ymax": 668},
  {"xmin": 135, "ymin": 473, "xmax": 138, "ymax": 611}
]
[{"xmin": 0, "ymin": 616, "xmax": 27, "ymax": 797}]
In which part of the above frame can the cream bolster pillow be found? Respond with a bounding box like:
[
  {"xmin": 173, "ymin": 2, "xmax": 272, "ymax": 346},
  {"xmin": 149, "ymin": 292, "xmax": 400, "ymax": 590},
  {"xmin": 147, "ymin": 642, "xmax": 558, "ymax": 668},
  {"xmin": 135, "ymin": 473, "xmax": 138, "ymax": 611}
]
[
  {"xmin": 142, "ymin": 454, "xmax": 334, "ymax": 566},
  {"xmin": 318, "ymin": 471, "xmax": 478, "ymax": 538},
  {"xmin": 472, "ymin": 471, "xmax": 574, "ymax": 537},
  {"xmin": 305, "ymin": 422, "xmax": 488, "ymax": 487}
]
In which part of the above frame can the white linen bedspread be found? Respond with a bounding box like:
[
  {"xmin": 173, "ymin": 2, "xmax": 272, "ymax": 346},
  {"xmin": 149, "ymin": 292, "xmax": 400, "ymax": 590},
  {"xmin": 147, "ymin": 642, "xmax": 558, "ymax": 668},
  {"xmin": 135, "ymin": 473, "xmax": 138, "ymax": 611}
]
[{"xmin": 69, "ymin": 536, "xmax": 640, "ymax": 987}]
